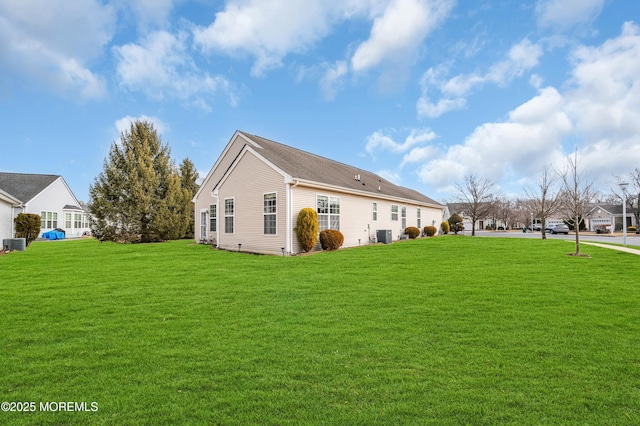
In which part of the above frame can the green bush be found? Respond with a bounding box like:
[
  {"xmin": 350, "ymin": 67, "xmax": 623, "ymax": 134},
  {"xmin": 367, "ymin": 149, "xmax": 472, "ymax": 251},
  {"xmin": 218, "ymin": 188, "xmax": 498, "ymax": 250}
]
[
  {"xmin": 14, "ymin": 213, "xmax": 41, "ymax": 247},
  {"xmin": 440, "ymin": 222, "xmax": 450, "ymax": 235},
  {"xmin": 424, "ymin": 225, "xmax": 437, "ymax": 237},
  {"xmin": 404, "ymin": 226, "xmax": 420, "ymax": 239},
  {"xmin": 448, "ymin": 214, "xmax": 465, "ymax": 234},
  {"xmin": 319, "ymin": 229, "xmax": 344, "ymax": 251},
  {"xmin": 295, "ymin": 208, "xmax": 319, "ymax": 252}
]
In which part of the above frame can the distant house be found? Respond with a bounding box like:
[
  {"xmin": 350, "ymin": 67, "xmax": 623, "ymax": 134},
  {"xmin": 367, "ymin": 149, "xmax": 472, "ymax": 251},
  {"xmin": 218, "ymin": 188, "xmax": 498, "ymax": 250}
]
[
  {"xmin": 193, "ymin": 131, "xmax": 445, "ymax": 255},
  {"xmin": 586, "ymin": 204, "xmax": 637, "ymax": 232},
  {"xmin": 0, "ymin": 172, "xmax": 90, "ymax": 239}
]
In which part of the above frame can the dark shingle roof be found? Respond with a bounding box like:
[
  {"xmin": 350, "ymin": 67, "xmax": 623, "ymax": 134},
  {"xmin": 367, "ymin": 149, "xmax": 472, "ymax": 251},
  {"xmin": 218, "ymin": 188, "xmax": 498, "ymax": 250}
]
[
  {"xmin": 0, "ymin": 172, "xmax": 59, "ymax": 203},
  {"xmin": 239, "ymin": 132, "xmax": 442, "ymax": 207}
]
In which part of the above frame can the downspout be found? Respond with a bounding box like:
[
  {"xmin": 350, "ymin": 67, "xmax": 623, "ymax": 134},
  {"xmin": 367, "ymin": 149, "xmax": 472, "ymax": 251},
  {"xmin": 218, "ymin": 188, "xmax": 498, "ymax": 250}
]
[
  {"xmin": 286, "ymin": 180, "xmax": 300, "ymax": 255},
  {"xmin": 211, "ymin": 189, "xmax": 219, "ymax": 247}
]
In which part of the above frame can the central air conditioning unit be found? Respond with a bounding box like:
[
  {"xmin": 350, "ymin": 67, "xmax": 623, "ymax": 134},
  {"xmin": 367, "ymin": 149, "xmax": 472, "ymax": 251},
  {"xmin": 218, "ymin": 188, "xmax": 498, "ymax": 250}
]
[
  {"xmin": 376, "ymin": 229, "xmax": 392, "ymax": 244},
  {"xmin": 2, "ymin": 238, "xmax": 26, "ymax": 251}
]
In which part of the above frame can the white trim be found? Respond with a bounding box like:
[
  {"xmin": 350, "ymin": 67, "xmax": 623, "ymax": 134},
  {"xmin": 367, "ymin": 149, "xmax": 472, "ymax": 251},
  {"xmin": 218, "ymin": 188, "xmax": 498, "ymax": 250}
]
[
  {"xmin": 263, "ymin": 191, "xmax": 278, "ymax": 236},
  {"xmin": 224, "ymin": 197, "xmax": 235, "ymax": 235}
]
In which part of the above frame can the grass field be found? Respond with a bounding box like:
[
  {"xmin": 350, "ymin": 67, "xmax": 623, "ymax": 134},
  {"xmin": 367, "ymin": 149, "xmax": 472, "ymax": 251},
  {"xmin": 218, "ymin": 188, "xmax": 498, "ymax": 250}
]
[{"xmin": 1, "ymin": 237, "xmax": 639, "ymax": 425}]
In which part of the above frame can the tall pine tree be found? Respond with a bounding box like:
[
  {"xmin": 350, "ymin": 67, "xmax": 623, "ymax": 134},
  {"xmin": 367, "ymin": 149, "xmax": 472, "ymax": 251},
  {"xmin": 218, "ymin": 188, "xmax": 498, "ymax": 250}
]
[
  {"xmin": 89, "ymin": 120, "xmax": 189, "ymax": 243},
  {"xmin": 179, "ymin": 158, "xmax": 199, "ymax": 239}
]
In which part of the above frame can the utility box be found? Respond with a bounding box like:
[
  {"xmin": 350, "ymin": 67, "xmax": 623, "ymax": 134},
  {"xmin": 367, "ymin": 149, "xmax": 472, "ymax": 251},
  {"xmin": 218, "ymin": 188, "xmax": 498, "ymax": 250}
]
[
  {"xmin": 3, "ymin": 238, "xmax": 26, "ymax": 251},
  {"xmin": 376, "ymin": 229, "xmax": 392, "ymax": 244}
]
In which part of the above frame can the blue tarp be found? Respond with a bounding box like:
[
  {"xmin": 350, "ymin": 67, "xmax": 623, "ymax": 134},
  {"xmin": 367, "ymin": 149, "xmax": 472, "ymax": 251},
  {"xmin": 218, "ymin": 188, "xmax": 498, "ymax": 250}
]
[{"xmin": 42, "ymin": 231, "xmax": 65, "ymax": 240}]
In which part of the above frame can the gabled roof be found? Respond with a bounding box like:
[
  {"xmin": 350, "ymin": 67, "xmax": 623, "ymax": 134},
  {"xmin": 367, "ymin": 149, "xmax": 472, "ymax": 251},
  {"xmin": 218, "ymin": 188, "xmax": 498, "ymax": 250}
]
[
  {"xmin": 587, "ymin": 203, "xmax": 638, "ymax": 216},
  {"xmin": 0, "ymin": 188, "xmax": 22, "ymax": 205},
  {"xmin": 236, "ymin": 131, "xmax": 443, "ymax": 207},
  {"xmin": 0, "ymin": 172, "xmax": 60, "ymax": 203}
]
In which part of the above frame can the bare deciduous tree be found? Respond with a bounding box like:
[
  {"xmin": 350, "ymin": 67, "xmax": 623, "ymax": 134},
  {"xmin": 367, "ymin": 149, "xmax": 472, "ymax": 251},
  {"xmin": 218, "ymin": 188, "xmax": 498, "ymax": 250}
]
[
  {"xmin": 453, "ymin": 174, "xmax": 497, "ymax": 236},
  {"xmin": 524, "ymin": 165, "xmax": 563, "ymax": 240},
  {"xmin": 560, "ymin": 150, "xmax": 597, "ymax": 256}
]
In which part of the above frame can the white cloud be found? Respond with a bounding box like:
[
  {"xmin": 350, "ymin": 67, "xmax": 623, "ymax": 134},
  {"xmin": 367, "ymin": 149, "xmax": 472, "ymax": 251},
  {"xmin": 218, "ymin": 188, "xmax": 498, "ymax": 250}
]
[
  {"xmin": 564, "ymin": 21, "xmax": 640, "ymax": 179},
  {"xmin": 117, "ymin": 0, "xmax": 177, "ymax": 30},
  {"xmin": 193, "ymin": 0, "xmax": 343, "ymax": 77},
  {"xmin": 0, "ymin": 0, "xmax": 115, "ymax": 99},
  {"xmin": 319, "ymin": 61, "xmax": 348, "ymax": 101},
  {"xmin": 350, "ymin": 0, "xmax": 455, "ymax": 72},
  {"xmin": 417, "ymin": 22, "xmax": 640, "ymax": 193},
  {"xmin": 114, "ymin": 30, "xmax": 235, "ymax": 109},
  {"xmin": 536, "ymin": 0, "xmax": 604, "ymax": 32},
  {"xmin": 115, "ymin": 115, "xmax": 168, "ymax": 136},
  {"xmin": 418, "ymin": 87, "xmax": 572, "ymax": 188},
  {"xmin": 366, "ymin": 128, "xmax": 437, "ymax": 155},
  {"xmin": 417, "ymin": 39, "xmax": 543, "ymax": 118}
]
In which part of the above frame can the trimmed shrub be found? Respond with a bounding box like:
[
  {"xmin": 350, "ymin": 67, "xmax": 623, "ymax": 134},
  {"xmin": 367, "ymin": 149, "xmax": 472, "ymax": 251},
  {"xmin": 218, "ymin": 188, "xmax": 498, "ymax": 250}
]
[
  {"xmin": 448, "ymin": 213, "xmax": 465, "ymax": 234},
  {"xmin": 404, "ymin": 226, "xmax": 420, "ymax": 239},
  {"xmin": 319, "ymin": 229, "xmax": 344, "ymax": 251},
  {"xmin": 424, "ymin": 225, "xmax": 437, "ymax": 237},
  {"xmin": 440, "ymin": 221, "xmax": 450, "ymax": 235},
  {"xmin": 295, "ymin": 208, "xmax": 319, "ymax": 252},
  {"xmin": 14, "ymin": 213, "xmax": 41, "ymax": 247}
]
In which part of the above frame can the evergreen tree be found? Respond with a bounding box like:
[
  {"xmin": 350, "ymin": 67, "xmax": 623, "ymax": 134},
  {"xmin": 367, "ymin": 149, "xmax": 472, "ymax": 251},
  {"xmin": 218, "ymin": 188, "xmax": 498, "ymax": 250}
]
[
  {"xmin": 88, "ymin": 120, "xmax": 187, "ymax": 243},
  {"xmin": 179, "ymin": 158, "xmax": 199, "ymax": 239}
]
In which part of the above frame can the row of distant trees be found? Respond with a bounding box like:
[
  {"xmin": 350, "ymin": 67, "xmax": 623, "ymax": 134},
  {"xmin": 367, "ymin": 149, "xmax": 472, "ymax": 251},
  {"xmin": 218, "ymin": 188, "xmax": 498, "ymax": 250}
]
[
  {"xmin": 450, "ymin": 151, "xmax": 638, "ymax": 256},
  {"xmin": 88, "ymin": 120, "xmax": 199, "ymax": 243}
]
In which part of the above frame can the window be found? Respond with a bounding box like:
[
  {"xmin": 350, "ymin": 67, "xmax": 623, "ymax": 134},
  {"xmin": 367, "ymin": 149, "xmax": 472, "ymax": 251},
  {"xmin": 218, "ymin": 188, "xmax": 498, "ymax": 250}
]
[
  {"xmin": 209, "ymin": 204, "xmax": 217, "ymax": 232},
  {"xmin": 391, "ymin": 205, "xmax": 398, "ymax": 221},
  {"xmin": 65, "ymin": 213, "xmax": 72, "ymax": 228},
  {"xmin": 264, "ymin": 193, "xmax": 277, "ymax": 235},
  {"xmin": 224, "ymin": 198, "xmax": 234, "ymax": 234},
  {"xmin": 372, "ymin": 202, "xmax": 378, "ymax": 221},
  {"xmin": 200, "ymin": 211, "xmax": 207, "ymax": 240},
  {"xmin": 74, "ymin": 213, "xmax": 82, "ymax": 229},
  {"xmin": 40, "ymin": 211, "xmax": 58, "ymax": 229},
  {"xmin": 317, "ymin": 195, "xmax": 340, "ymax": 231},
  {"xmin": 417, "ymin": 208, "xmax": 421, "ymax": 229},
  {"xmin": 401, "ymin": 206, "xmax": 407, "ymax": 229}
]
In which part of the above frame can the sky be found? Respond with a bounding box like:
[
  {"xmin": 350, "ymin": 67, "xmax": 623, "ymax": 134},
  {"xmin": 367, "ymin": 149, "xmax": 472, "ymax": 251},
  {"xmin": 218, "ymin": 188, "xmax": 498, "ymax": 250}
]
[{"xmin": 1, "ymin": 0, "xmax": 639, "ymax": 204}]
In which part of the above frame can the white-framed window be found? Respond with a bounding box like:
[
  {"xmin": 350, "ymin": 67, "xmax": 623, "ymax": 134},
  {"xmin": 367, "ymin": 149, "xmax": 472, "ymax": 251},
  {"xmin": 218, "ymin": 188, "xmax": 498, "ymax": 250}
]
[
  {"xmin": 401, "ymin": 206, "xmax": 407, "ymax": 229},
  {"xmin": 209, "ymin": 204, "xmax": 217, "ymax": 232},
  {"xmin": 40, "ymin": 211, "xmax": 58, "ymax": 229},
  {"xmin": 317, "ymin": 195, "xmax": 340, "ymax": 231},
  {"xmin": 200, "ymin": 211, "xmax": 207, "ymax": 240},
  {"xmin": 65, "ymin": 213, "xmax": 72, "ymax": 228},
  {"xmin": 391, "ymin": 205, "xmax": 398, "ymax": 221},
  {"xmin": 264, "ymin": 192, "xmax": 277, "ymax": 235},
  {"xmin": 224, "ymin": 198, "xmax": 234, "ymax": 234},
  {"xmin": 417, "ymin": 208, "xmax": 421, "ymax": 229},
  {"xmin": 74, "ymin": 213, "xmax": 82, "ymax": 229},
  {"xmin": 372, "ymin": 202, "xmax": 378, "ymax": 221}
]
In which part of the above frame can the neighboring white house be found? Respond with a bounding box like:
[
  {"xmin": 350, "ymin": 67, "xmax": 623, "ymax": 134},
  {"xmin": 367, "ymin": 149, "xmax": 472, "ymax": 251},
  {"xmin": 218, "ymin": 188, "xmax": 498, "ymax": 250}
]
[
  {"xmin": 194, "ymin": 131, "xmax": 445, "ymax": 255},
  {"xmin": 0, "ymin": 172, "xmax": 90, "ymax": 239},
  {"xmin": 0, "ymin": 188, "xmax": 22, "ymax": 243}
]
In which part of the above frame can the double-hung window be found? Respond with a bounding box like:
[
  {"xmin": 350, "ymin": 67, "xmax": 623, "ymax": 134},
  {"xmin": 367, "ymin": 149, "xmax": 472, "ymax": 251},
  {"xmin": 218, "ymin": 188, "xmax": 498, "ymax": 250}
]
[
  {"xmin": 372, "ymin": 202, "xmax": 378, "ymax": 221},
  {"xmin": 74, "ymin": 213, "xmax": 82, "ymax": 229},
  {"xmin": 391, "ymin": 205, "xmax": 398, "ymax": 221},
  {"xmin": 40, "ymin": 211, "xmax": 58, "ymax": 229},
  {"xmin": 417, "ymin": 208, "xmax": 421, "ymax": 229},
  {"xmin": 224, "ymin": 198, "xmax": 234, "ymax": 234},
  {"xmin": 264, "ymin": 193, "xmax": 277, "ymax": 235},
  {"xmin": 401, "ymin": 206, "xmax": 407, "ymax": 229},
  {"xmin": 209, "ymin": 204, "xmax": 217, "ymax": 232},
  {"xmin": 317, "ymin": 195, "xmax": 340, "ymax": 231},
  {"xmin": 65, "ymin": 213, "xmax": 72, "ymax": 228}
]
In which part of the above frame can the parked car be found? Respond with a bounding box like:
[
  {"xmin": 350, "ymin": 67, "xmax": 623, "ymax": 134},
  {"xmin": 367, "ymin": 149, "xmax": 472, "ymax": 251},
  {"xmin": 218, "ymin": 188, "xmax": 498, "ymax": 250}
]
[
  {"xmin": 529, "ymin": 223, "xmax": 542, "ymax": 231},
  {"xmin": 548, "ymin": 224, "xmax": 569, "ymax": 234}
]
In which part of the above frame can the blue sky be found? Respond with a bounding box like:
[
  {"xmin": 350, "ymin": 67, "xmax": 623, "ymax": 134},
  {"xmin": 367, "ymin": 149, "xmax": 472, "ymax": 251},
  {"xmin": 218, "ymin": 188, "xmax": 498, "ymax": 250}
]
[{"xmin": 1, "ymin": 0, "xmax": 639, "ymax": 203}]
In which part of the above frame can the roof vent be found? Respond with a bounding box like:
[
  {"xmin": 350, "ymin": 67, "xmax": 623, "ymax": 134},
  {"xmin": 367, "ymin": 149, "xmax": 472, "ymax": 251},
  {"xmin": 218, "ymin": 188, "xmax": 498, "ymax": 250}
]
[
  {"xmin": 355, "ymin": 174, "xmax": 361, "ymax": 181},
  {"xmin": 378, "ymin": 186, "xmax": 381, "ymax": 191}
]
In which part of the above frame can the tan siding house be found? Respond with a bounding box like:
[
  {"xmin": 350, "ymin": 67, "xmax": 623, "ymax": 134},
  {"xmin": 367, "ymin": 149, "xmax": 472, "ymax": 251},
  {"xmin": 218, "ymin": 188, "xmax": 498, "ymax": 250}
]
[{"xmin": 194, "ymin": 131, "xmax": 445, "ymax": 255}]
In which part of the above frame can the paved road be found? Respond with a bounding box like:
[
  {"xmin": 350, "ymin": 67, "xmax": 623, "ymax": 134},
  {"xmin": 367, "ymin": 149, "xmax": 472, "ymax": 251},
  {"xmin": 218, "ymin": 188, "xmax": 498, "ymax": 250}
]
[{"xmin": 470, "ymin": 230, "xmax": 640, "ymax": 246}]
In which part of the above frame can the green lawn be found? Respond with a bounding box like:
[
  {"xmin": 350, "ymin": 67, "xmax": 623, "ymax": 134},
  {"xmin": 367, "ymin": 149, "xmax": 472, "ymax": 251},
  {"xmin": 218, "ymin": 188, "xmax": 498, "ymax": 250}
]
[{"xmin": 1, "ymin": 237, "xmax": 639, "ymax": 425}]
